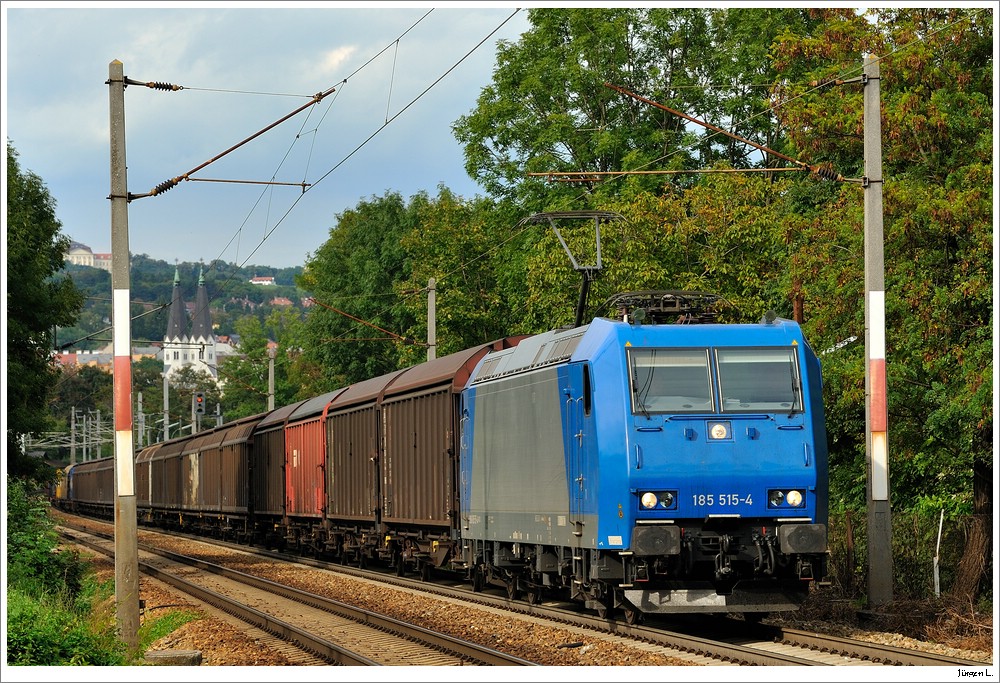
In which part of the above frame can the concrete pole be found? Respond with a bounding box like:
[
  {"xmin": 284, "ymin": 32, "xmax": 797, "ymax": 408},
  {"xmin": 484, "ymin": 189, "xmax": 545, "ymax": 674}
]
[
  {"xmin": 268, "ymin": 345, "xmax": 276, "ymax": 410},
  {"xmin": 163, "ymin": 372, "xmax": 170, "ymax": 440},
  {"xmin": 427, "ymin": 278, "xmax": 436, "ymax": 361},
  {"xmin": 863, "ymin": 54, "xmax": 893, "ymax": 606},
  {"xmin": 136, "ymin": 392, "xmax": 144, "ymax": 449},
  {"xmin": 108, "ymin": 59, "xmax": 140, "ymax": 649},
  {"xmin": 82, "ymin": 413, "xmax": 88, "ymax": 462},
  {"xmin": 70, "ymin": 408, "xmax": 76, "ymax": 466}
]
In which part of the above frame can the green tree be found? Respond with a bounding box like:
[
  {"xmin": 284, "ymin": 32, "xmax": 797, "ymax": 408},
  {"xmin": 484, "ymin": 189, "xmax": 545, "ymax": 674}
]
[
  {"xmin": 395, "ymin": 188, "xmax": 530, "ymax": 363},
  {"xmin": 132, "ymin": 356, "xmax": 167, "ymax": 446},
  {"xmin": 7, "ymin": 141, "xmax": 84, "ymax": 482},
  {"xmin": 218, "ymin": 308, "xmax": 310, "ymax": 420},
  {"xmin": 167, "ymin": 365, "xmax": 222, "ymax": 432},
  {"xmin": 298, "ymin": 191, "xmax": 423, "ymax": 388},
  {"xmin": 772, "ymin": 7, "xmax": 992, "ymax": 599},
  {"xmin": 453, "ymin": 7, "xmax": 821, "ymax": 208}
]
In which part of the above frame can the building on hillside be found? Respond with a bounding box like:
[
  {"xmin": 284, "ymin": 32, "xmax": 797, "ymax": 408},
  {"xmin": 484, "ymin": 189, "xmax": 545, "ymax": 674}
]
[
  {"xmin": 65, "ymin": 241, "xmax": 113, "ymax": 272},
  {"xmin": 164, "ymin": 265, "xmax": 219, "ymax": 380},
  {"xmin": 93, "ymin": 252, "xmax": 113, "ymax": 270},
  {"xmin": 249, "ymin": 275, "xmax": 276, "ymax": 286},
  {"xmin": 53, "ymin": 345, "xmax": 161, "ymax": 371}
]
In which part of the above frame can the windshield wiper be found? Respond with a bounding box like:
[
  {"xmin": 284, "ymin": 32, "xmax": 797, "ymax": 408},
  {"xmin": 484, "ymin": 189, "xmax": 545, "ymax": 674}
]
[{"xmin": 788, "ymin": 361, "xmax": 801, "ymax": 417}]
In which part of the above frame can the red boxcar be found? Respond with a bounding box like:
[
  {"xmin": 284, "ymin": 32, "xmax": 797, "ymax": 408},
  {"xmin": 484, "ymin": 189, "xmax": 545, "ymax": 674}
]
[{"xmin": 280, "ymin": 391, "xmax": 344, "ymax": 550}]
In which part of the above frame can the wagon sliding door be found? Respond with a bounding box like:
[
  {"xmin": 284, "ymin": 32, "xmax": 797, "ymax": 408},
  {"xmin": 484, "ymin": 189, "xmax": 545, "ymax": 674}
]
[
  {"xmin": 285, "ymin": 419, "xmax": 325, "ymax": 521},
  {"xmin": 380, "ymin": 386, "xmax": 454, "ymax": 531},
  {"xmin": 326, "ymin": 404, "xmax": 379, "ymax": 523}
]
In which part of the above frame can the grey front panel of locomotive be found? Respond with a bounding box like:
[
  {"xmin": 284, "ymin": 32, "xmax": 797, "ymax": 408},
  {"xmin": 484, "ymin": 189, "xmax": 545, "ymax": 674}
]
[{"xmin": 466, "ymin": 367, "xmax": 582, "ymax": 546}]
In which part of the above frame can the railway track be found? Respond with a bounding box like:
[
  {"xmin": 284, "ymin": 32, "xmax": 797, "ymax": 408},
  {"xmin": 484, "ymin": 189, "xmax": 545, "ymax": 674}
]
[
  {"xmin": 56, "ymin": 512, "xmax": 992, "ymax": 668},
  {"xmin": 57, "ymin": 525, "xmax": 535, "ymax": 666}
]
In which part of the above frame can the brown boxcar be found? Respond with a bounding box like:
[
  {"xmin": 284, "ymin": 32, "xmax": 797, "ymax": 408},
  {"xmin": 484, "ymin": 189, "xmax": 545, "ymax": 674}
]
[
  {"xmin": 180, "ymin": 432, "xmax": 215, "ymax": 513},
  {"xmin": 218, "ymin": 413, "xmax": 265, "ymax": 517},
  {"xmin": 185, "ymin": 413, "xmax": 266, "ymax": 537},
  {"xmin": 152, "ymin": 436, "xmax": 190, "ymax": 521},
  {"xmin": 322, "ymin": 338, "xmax": 524, "ymax": 573},
  {"xmin": 64, "ymin": 456, "xmax": 115, "ymax": 519},
  {"xmin": 324, "ymin": 369, "xmax": 409, "ymax": 561},
  {"xmin": 250, "ymin": 400, "xmax": 306, "ymax": 546},
  {"xmin": 135, "ymin": 442, "xmax": 161, "ymax": 521}
]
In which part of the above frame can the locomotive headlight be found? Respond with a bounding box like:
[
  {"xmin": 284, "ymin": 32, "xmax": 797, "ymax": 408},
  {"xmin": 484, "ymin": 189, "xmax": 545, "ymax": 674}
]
[
  {"xmin": 708, "ymin": 421, "xmax": 730, "ymax": 440},
  {"xmin": 639, "ymin": 491, "xmax": 677, "ymax": 510},
  {"xmin": 768, "ymin": 488, "xmax": 806, "ymax": 508}
]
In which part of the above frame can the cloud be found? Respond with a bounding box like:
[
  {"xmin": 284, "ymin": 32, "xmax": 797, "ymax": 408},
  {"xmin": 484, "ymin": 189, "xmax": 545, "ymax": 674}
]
[
  {"xmin": 4, "ymin": 6, "xmax": 530, "ymax": 268},
  {"xmin": 320, "ymin": 45, "xmax": 357, "ymax": 75}
]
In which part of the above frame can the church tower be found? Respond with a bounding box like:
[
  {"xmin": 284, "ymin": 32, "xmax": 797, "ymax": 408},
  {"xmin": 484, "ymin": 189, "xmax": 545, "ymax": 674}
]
[{"xmin": 163, "ymin": 265, "xmax": 218, "ymax": 379}]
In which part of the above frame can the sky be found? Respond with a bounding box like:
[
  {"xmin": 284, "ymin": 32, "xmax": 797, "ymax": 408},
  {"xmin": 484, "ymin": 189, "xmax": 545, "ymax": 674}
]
[{"xmin": 3, "ymin": 2, "xmax": 532, "ymax": 269}]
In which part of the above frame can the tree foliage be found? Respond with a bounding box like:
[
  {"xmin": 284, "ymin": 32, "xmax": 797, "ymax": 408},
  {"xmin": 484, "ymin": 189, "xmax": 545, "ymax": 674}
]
[
  {"xmin": 217, "ymin": 308, "xmax": 311, "ymax": 421},
  {"xmin": 7, "ymin": 141, "xmax": 85, "ymax": 481},
  {"xmin": 297, "ymin": 191, "xmax": 422, "ymax": 389},
  {"xmin": 770, "ymin": 7, "xmax": 992, "ymax": 512},
  {"xmin": 453, "ymin": 7, "xmax": 823, "ymax": 207},
  {"xmin": 768, "ymin": 7, "xmax": 992, "ymax": 599}
]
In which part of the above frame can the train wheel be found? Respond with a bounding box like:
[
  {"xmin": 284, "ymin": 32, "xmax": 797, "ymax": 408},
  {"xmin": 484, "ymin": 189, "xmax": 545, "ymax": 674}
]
[
  {"xmin": 394, "ymin": 551, "xmax": 405, "ymax": 577},
  {"xmin": 506, "ymin": 579, "xmax": 519, "ymax": 601},
  {"xmin": 526, "ymin": 587, "xmax": 542, "ymax": 605},
  {"xmin": 623, "ymin": 604, "xmax": 643, "ymax": 626},
  {"xmin": 420, "ymin": 562, "xmax": 432, "ymax": 582},
  {"xmin": 594, "ymin": 598, "xmax": 610, "ymax": 619}
]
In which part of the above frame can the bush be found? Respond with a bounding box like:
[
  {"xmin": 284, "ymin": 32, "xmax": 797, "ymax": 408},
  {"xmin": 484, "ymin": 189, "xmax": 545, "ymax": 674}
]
[
  {"xmin": 6, "ymin": 477, "xmax": 87, "ymax": 599},
  {"xmin": 6, "ymin": 586, "xmax": 128, "ymax": 665},
  {"xmin": 825, "ymin": 509, "xmax": 990, "ymax": 602},
  {"xmin": 5, "ymin": 475, "xmax": 129, "ymax": 665}
]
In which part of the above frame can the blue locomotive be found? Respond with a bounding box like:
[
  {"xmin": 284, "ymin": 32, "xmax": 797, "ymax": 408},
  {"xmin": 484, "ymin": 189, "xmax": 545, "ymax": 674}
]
[{"xmin": 459, "ymin": 292, "xmax": 828, "ymax": 622}]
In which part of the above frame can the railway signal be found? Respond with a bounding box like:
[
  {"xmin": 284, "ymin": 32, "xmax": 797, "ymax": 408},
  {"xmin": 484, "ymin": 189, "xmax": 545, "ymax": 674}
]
[{"xmin": 193, "ymin": 392, "xmax": 206, "ymax": 415}]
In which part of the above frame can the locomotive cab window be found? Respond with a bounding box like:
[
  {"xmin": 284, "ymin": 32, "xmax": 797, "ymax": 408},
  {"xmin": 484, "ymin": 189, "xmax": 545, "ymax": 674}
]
[
  {"xmin": 716, "ymin": 347, "xmax": 802, "ymax": 413},
  {"xmin": 629, "ymin": 348, "xmax": 713, "ymax": 414}
]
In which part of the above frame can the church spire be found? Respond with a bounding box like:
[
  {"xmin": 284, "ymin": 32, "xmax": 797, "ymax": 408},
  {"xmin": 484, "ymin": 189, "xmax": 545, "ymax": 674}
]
[
  {"xmin": 191, "ymin": 263, "xmax": 213, "ymax": 341},
  {"xmin": 165, "ymin": 264, "xmax": 187, "ymax": 342}
]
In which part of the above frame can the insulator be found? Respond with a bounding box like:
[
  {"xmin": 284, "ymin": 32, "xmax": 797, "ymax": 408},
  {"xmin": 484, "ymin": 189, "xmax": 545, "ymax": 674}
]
[
  {"xmin": 813, "ymin": 163, "xmax": 840, "ymax": 182},
  {"xmin": 151, "ymin": 178, "xmax": 179, "ymax": 196},
  {"xmin": 148, "ymin": 81, "xmax": 181, "ymax": 91}
]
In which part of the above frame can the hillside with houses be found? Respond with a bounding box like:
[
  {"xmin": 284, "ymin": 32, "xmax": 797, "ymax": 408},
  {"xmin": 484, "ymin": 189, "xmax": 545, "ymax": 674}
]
[{"xmin": 55, "ymin": 244, "xmax": 310, "ymax": 369}]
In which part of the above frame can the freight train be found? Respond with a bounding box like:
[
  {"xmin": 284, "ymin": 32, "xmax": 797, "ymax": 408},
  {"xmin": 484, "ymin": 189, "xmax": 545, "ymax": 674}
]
[{"xmin": 53, "ymin": 291, "xmax": 829, "ymax": 624}]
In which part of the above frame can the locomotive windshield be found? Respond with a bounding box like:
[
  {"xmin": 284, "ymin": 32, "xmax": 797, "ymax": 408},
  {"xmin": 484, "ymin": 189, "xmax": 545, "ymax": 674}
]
[
  {"xmin": 629, "ymin": 348, "xmax": 714, "ymax": 414},
  {"xmin": 716, "ymin": 347, "xmax": 803, "ymax": 413},
  {"xmin": 628, "ymin": 346, "xmax": 803, "ymax": 415}
]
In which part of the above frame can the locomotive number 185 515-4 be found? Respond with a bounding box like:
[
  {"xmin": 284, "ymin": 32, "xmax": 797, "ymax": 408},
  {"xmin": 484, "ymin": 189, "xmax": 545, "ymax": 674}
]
[{"xmin": 692, "ymin": 493, "xmax": 753, "ymax": 506}]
